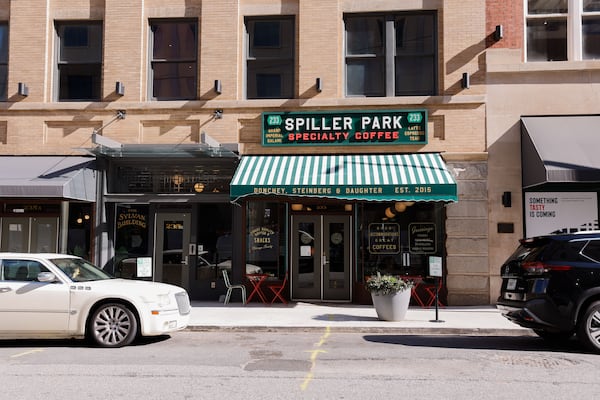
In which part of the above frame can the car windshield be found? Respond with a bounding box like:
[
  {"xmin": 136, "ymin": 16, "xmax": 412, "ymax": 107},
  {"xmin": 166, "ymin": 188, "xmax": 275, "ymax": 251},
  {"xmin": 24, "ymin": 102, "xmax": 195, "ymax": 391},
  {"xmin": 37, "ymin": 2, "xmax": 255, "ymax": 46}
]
[{"xmin": 51, "ymin": 258, "xmax": 114, "ymax": 282}]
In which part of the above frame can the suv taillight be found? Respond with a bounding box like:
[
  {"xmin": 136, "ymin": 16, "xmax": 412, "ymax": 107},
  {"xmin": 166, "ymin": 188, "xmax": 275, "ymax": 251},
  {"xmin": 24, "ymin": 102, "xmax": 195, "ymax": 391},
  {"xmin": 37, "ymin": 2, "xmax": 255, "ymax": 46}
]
[{"xmin": 521, "ymin": 261, "xmax": 572, "ymax": 274}]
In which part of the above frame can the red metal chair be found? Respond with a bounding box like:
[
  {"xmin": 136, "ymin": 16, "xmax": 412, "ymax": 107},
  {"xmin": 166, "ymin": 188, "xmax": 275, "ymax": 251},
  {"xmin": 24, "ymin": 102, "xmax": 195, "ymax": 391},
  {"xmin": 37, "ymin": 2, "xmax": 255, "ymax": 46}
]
[
  {"xmin": 269, "ymin": 273, "xmax": 288, "ymax": 304},
  {"xmin": 423, "ymin": 278, "xmax": 444, "ymax": 307}
]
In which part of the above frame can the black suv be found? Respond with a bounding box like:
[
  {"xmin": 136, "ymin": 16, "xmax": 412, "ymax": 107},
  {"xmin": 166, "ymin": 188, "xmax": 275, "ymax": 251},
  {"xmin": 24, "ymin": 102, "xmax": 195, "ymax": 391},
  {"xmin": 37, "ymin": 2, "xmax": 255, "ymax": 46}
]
[{"xmin": 497, "ymin": 232, "xmax": 600, "ymax": 353}]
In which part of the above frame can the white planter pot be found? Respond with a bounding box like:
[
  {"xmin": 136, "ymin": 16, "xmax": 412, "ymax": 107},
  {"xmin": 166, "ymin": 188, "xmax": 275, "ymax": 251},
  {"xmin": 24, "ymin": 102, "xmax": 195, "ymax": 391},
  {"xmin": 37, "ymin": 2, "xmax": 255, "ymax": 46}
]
[{"xmin": 371, "ymin": 289, "xmax": 411, "ymax": 321}]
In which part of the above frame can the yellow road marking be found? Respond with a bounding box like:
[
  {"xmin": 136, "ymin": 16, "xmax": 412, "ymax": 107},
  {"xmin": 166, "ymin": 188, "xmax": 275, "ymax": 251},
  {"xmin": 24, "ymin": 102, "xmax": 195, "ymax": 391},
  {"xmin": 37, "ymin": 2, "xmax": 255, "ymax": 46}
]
[
  {"xmin": 301, "ymin": 322, "xmax": 333, "ymax": 391},
  {"xmin": 10, "ymin": 348, "xmax": 45, "ymax": 358}
]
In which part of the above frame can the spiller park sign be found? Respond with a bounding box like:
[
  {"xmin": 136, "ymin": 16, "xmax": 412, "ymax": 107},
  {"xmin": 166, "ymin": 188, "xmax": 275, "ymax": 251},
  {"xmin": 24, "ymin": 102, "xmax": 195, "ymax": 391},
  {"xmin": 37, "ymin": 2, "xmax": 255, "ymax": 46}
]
[{"xmin": 262, "ymin": 110, "xmax": 427, "ymax": 146}]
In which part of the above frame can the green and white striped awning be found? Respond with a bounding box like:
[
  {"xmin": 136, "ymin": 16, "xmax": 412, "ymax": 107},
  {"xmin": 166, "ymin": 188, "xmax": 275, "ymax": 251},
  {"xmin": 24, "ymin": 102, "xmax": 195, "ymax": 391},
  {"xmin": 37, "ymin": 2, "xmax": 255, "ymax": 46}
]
[{"xmin": 230, "ymin": 153, "xmax": 457, "ymax": 203}]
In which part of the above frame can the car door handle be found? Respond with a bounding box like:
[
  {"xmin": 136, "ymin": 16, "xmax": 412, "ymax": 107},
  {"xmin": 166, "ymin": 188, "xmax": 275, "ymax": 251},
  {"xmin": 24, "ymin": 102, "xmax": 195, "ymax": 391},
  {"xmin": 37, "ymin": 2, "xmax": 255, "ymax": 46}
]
[{"xmin": 0, "ymin": 287, "xmax": 12, "ymax": 293}]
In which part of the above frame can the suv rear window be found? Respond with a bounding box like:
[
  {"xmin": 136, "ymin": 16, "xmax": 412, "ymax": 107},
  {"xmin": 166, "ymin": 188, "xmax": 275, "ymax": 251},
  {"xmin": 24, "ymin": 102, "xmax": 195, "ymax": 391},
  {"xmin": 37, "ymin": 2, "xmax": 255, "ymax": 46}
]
[
  {"xmin": 507, "ymin": 239, "xmax": 586, "ymax": 263},
  {"xmin": 581, "ymin": 240, "xmax": 600, "ymax": 262},
  {"xmin": 543, "ymin": 240, "xmax": 586, "ymax": 262}
]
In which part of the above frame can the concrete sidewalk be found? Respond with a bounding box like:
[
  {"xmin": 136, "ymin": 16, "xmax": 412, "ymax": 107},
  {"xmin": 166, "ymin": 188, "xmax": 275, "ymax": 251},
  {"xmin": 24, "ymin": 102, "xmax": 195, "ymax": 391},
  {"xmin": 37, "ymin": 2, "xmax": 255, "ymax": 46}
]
[{"xmin": 187, "ymin": 301, "xmax": 534, "ymax": 335}]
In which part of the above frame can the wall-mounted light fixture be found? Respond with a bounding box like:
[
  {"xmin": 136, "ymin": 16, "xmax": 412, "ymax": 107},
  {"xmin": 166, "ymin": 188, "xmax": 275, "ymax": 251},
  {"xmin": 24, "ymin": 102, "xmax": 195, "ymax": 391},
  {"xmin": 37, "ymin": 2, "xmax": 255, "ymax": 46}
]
[
  {"xmin": 316, "ymin": 77, "xmax": 323, "ymax": 92},
  {"xmin": 502, "ymin": 191, "xmax": 512, "ymax": 207},
  {"xmin": 494, "ymin": 24, "xmax": 503, "ymax": 41},
  {"xmin": 213, "ymin": 109, "xmax": 223, "ymax": 119},
  {"xmin": 214, "ymin": 79, "xmax": 222, "ymax": 94},
  {"xmin": 461, "ymin": 72, "xmax": 470, "ymax": 89},
  {"xmin": 115, "ymin": 81, "xmax": 125, "ymax": 96},
  {"xmin": 18, "ymin": 82, "xmax": 29, "ymax": 96}
]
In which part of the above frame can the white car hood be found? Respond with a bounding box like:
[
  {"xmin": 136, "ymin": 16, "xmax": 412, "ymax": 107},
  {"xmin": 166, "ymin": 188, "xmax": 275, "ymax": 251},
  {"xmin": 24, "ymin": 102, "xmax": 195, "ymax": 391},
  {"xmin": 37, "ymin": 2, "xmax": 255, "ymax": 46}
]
[{"xmin": 78, "ymin": 278, "xmax": 185, "ymax": 296}]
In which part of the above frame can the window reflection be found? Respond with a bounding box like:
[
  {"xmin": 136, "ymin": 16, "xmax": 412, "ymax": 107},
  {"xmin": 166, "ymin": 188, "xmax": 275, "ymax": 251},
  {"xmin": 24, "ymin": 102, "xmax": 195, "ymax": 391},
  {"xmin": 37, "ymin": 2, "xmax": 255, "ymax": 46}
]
[
  {"xmin": 247, "ymin": 202, "xmax": 285, "ymax": 278},
  {"xmin": 56, "ymin": 22, "xmax": 103, "ymax": 101},
  {"xmin": 357, "ymin": 202, "xmax": 444, "ymax": 281},
  {"xmin": 345, "ymin": 12, "xmax": 436, "ymax": 97},
  {"xmin": 246, "ymin": 17, "xmax": 294, "ymax": 99},
  {"xmin": 150, "ymin": 20, "xmax": 197, "ymax": 100}
]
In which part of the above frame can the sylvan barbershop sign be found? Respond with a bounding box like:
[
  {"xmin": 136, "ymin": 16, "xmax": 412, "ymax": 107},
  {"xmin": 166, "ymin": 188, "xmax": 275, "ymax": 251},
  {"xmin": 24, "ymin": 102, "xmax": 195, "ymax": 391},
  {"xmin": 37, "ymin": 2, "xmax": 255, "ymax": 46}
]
[{"xmin": 262, "ymin": 110, "xmax": 427, "ymax": 146}]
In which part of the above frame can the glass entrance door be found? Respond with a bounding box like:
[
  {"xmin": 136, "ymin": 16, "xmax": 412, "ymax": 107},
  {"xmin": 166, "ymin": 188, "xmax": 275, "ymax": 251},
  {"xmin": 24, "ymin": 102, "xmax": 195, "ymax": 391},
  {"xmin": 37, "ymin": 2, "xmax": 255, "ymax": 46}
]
[
  {"xmin": 291, "ymin": 215, "xmax": 351, "ymax": 301},
  {"xmin": 154, "ymin": 212, "xmax": 191, "ymax": 290}
]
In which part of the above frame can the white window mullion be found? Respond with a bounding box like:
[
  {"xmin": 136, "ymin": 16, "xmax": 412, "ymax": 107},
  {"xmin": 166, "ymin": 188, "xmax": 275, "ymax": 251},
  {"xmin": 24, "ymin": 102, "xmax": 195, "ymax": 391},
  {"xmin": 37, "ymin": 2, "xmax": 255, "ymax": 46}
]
[
  {"xmin": 385, "ymin": 17, "xmax": 395, "ymax": 97},
  {"xmin": 570, "ymin": 0, "xmax": 583, "ymax": 60}
]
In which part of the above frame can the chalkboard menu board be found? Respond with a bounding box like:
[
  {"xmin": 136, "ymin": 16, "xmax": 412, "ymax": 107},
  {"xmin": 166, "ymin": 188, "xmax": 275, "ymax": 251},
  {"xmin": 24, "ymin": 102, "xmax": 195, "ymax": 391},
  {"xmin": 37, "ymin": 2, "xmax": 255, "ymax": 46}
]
[{"xmin": 409, "ymin": 223, "xmax": 436, "ymax": 254}]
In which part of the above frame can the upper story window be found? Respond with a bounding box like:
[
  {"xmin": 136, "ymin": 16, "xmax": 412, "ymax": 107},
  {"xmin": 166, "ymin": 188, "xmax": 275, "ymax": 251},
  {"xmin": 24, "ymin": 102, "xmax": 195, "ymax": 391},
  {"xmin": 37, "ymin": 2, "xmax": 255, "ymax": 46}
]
[
  {"xmin": 0, "ymin": 23, "xmax": 7, "ymax": 101},
  {"xmin": 56, "ymin": 22, "xmax": 102, "ymax": 101},
  {"xmin": 245, "ymin": 17, "xmax": 295, "ymax": 99},
  {"xmin": 150, "ymin": 20, "xmax": 197, "ymax": 100},
  {"xmin": 527, "ymin": 0, "xmax": 600, "ymax": 61},
  {"xmin": 345, "ymin": 12, "xmax": 437, "ymax": 97}
]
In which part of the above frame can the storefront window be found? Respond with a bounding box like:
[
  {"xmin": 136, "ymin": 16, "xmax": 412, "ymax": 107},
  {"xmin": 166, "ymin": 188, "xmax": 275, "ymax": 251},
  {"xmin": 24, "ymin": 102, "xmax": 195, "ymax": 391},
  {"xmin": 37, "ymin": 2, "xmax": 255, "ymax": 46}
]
[
  {"xmin": 0, "ymin": 202, "xmax": 60, "ymax": 253},
  {"xmin": 114, "ymin": 204, "xmax": 149, "ymax": 278},
  {"xmin": 109, "ymin": 162, "xmax": 235, "ymax": 194},
  {"xmin": 246, "ymin": 201, "xmax": 285, "ymax": 278},
  {"xmin": 195, "ymin": 203, "xmax": 233, "ymax": 280},
  {"xmin": 67, "ymin": 203, "xmax": 92, "ymax": 259},
  {"xmin": 357, "ymin": 202, "xmax": 445, "ymax": 281}
]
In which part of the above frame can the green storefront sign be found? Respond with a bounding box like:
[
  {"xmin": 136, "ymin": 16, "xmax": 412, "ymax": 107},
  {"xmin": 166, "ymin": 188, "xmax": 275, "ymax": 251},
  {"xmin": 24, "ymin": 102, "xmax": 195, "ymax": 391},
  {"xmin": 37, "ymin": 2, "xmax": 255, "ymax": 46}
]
[{"xmin": 262, "ymin": 110, "xmax": 427, "ymax": 146}]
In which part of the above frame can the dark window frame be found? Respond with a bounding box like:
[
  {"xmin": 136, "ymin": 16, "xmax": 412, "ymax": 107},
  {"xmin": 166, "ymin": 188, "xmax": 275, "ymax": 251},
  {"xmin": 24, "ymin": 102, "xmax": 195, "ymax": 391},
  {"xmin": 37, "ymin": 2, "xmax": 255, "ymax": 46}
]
[
  {"xmin": 344, "ymin": 11, "xmax": 437, "ymax": 97},
  {"xmin": 55, "ymin": 21, "xmax": 103, "ymax": 101},
  {"xmin": 245, "ymin": 16, "xmax": 295, "ymax": 99},
  {"xmin": 149, "ymin": 19, "xmax": 198, "ymax": 101},
  {"xmin": 0, "ymin": 22, "xmax": 7, "ymax": 101}
]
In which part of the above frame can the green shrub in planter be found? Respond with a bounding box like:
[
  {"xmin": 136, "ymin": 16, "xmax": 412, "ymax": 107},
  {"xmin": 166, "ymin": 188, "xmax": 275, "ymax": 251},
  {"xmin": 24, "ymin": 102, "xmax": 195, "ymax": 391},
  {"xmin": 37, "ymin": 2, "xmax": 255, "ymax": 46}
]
[{"xmin": 365, "ymin": 272, "xmax": 413, "ymax": 296}]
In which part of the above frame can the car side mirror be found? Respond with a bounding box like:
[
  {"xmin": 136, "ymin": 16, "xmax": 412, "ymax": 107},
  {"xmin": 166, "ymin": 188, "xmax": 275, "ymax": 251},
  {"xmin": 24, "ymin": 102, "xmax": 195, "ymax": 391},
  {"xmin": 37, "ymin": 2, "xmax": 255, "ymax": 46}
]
[{"xmin": 37, "ymin": 272, "xmax": 57, "ymax": 282}]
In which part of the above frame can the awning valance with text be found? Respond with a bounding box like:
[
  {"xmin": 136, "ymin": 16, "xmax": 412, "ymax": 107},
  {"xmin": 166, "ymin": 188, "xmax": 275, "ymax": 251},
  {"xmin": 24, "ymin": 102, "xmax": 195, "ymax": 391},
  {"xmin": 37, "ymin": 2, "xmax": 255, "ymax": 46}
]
[{"xmin": 230, "ymin": 153, "xmax": 457, "ymax": 203}]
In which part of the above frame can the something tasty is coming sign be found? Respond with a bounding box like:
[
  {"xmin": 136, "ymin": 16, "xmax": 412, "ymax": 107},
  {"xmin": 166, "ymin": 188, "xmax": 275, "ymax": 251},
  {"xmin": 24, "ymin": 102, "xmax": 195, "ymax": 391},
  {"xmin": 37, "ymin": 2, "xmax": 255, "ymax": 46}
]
[{"xmin": 262, "ymin": 110, "xmax": 427, "ymax": 146}]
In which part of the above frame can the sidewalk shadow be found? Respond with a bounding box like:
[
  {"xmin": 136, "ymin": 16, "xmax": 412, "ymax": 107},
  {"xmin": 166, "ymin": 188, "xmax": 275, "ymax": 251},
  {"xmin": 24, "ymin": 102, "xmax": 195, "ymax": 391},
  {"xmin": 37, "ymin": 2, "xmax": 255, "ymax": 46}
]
[{"xmin": 363, "ymin": 334, "xmax": 590, "ymax": 354}]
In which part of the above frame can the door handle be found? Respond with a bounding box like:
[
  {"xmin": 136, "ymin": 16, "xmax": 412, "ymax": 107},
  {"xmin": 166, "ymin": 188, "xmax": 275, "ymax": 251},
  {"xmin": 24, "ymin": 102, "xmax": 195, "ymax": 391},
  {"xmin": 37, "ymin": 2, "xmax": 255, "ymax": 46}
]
[
  {"xmin": 322, "ymin": 255, "xmax": 329, "ymax": 265},
  {"xmin": 0, "ymin": 287, "xmax": 12, "ymax": 293},
  {"xmin": 181, "ymin": 256, "xmax": 188, "ymax": 266}
]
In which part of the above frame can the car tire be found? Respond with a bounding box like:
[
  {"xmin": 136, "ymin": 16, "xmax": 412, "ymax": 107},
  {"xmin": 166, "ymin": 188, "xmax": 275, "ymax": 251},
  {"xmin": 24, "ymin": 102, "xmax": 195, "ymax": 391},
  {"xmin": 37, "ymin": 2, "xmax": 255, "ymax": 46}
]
[
  {"xmin": 89, "ymin": 303, "xmax": 138, "ymax": 348},
  {"xmin": 577, "ymin": 301, "xmax": 600, "ymax": 354},
  {"xmin": 533, "ymin": 329, "xmax": 573, "ymax": 343}
]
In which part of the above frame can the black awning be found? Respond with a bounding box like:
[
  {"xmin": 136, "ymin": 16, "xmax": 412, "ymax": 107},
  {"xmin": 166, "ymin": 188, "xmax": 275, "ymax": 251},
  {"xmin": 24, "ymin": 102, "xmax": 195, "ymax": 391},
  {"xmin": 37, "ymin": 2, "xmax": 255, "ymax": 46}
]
[{"xmin": 521, "ymin": 116, "xmax": 600, "ymax": 188}]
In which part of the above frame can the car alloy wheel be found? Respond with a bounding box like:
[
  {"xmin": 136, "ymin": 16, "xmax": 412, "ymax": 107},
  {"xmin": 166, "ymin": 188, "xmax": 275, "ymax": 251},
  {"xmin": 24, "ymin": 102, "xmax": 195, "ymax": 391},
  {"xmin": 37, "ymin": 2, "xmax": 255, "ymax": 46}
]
[
  {"xmin": 90, "ymin": 303, "xmax": 138, "ymax": 348},
  {"xmin": 577, "ymin": 300, "xmax": 600, "ymax": 354}
]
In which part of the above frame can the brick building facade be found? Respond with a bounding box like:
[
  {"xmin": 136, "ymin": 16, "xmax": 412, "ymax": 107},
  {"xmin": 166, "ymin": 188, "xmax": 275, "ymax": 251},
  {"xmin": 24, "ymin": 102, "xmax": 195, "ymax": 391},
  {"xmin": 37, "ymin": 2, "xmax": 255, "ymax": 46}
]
[{"xmin": 4, "ymin": 0, "xmax": 589, "ymax": 305}]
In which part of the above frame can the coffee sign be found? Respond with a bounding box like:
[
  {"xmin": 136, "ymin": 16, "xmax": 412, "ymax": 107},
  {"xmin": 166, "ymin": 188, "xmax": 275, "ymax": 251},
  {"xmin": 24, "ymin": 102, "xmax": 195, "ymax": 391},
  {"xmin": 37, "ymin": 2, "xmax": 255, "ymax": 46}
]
[
  {"xmin": 368, "ymin": 223, "xmax": 400, "ymax": 254},
  {"xmin": 262, "ymin": 110, "xmax": 427, "ymax": 146}
]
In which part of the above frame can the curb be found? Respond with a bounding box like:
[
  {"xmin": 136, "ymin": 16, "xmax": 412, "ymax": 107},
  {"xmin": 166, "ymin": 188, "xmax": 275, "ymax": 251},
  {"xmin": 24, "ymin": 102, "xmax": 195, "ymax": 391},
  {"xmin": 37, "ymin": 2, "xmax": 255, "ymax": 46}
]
[{"xmin": 185, "ymin": 325, "xmax": 536, "ymax": 336}]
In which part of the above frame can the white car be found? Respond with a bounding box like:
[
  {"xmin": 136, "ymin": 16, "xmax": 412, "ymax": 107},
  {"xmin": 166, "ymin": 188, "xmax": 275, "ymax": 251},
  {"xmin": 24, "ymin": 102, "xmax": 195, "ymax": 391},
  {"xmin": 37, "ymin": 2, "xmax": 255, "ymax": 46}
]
[{"xmin": 0, "ymin": 253, "xmax": 190, "ymax": 348}]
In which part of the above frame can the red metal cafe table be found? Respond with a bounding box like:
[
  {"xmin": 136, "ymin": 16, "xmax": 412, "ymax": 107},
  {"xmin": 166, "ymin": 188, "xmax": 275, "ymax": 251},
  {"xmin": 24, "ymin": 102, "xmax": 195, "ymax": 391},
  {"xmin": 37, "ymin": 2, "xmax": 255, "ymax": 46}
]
[
  {"xmin": 404, "ymin": 275, "xmax": 444, "ymax": 308},
  {"xmin": 245, "ymin": 273, "xmax": 269, "ymax": 304}
]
